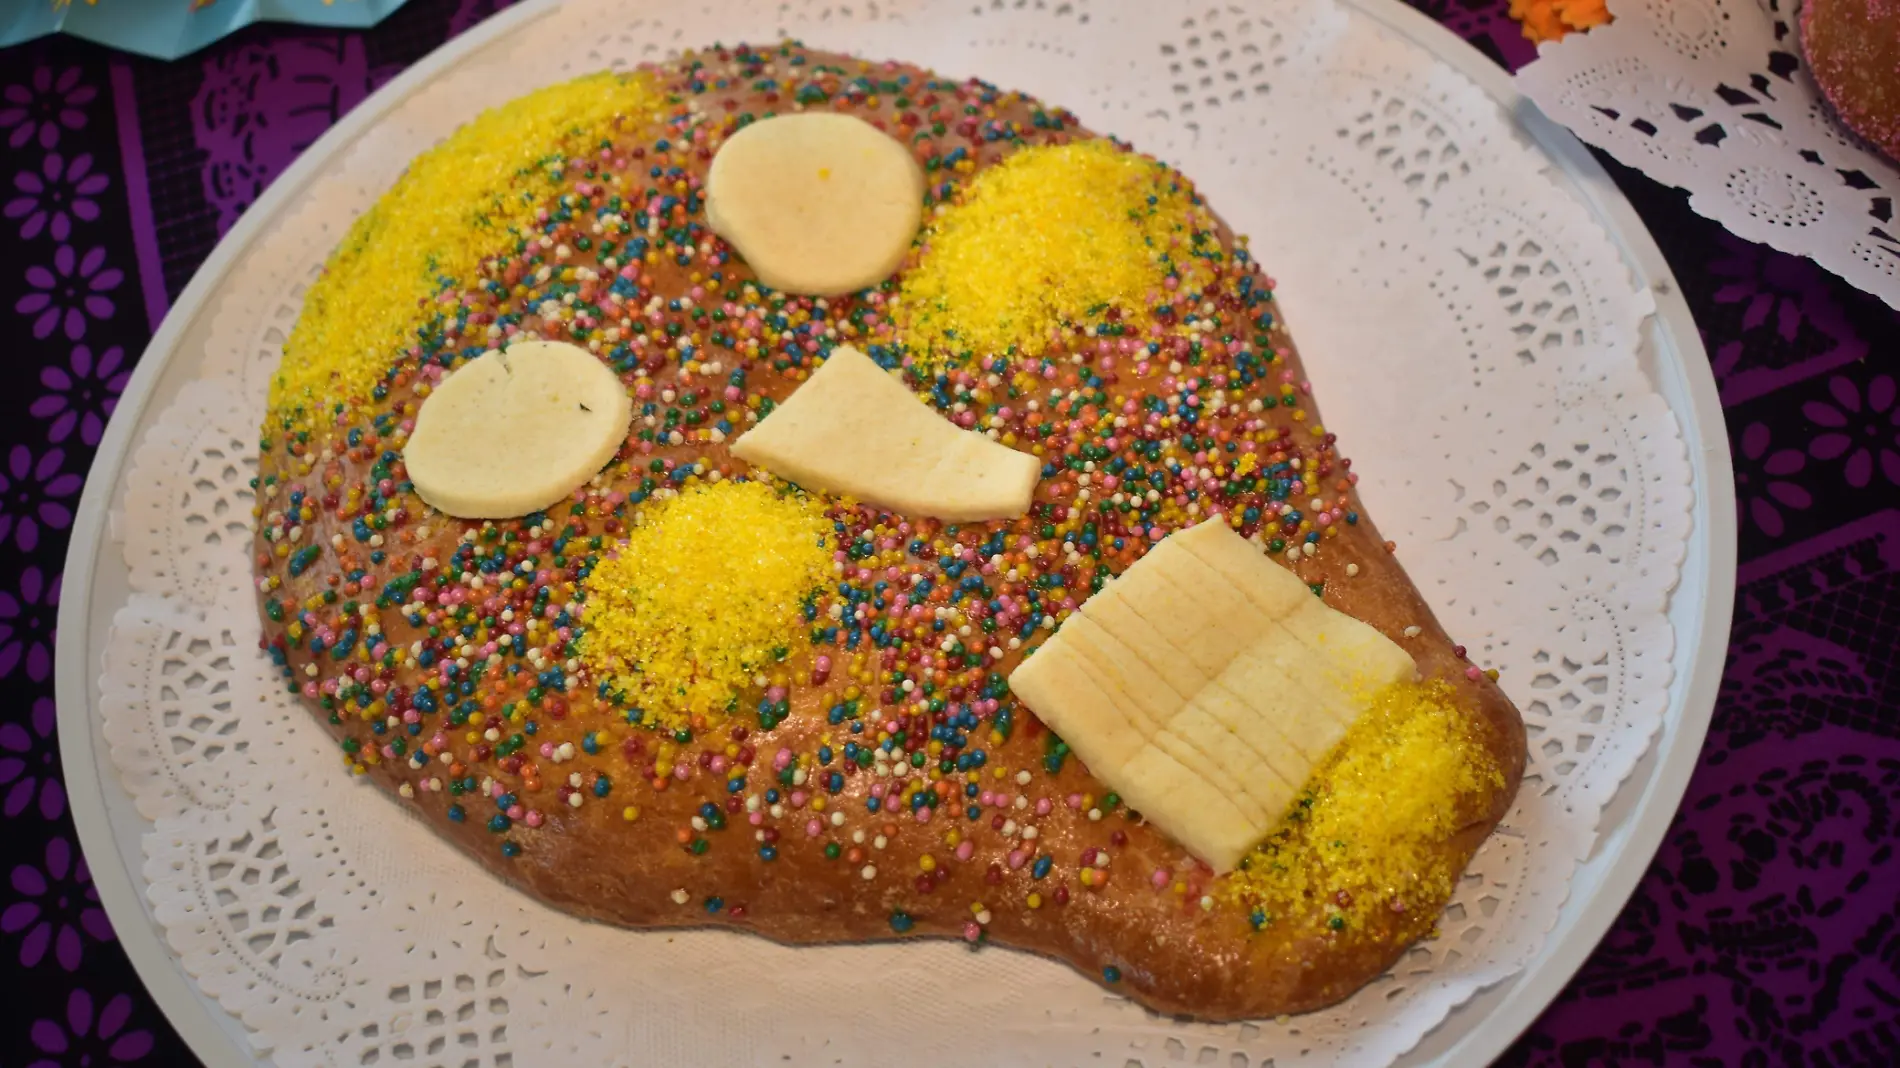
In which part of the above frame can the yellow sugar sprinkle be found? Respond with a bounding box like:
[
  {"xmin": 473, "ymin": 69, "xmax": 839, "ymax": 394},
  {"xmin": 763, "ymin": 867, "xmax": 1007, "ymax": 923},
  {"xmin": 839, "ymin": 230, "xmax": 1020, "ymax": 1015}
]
[
  {"xmin": 1222, "ymin": 681, "xmax": 1504, "ymax": 941},
  {"xmin": 578, "ymin": 480, "xmax": 831, "ymax": 729},
  {"xmin": 270, "ymin": 71, "xmax": 667, "ymax": 433},
  {"xmin": 896, "ymin": 139, "xmax": 1215, "ymax": 368}
]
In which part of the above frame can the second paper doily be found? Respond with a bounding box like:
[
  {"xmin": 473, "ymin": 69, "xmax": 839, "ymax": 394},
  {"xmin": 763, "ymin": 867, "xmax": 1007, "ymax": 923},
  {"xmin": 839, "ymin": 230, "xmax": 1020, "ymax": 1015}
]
[{"xmin": 1516, "ymin": 0, "xmax": 1900, "ymax": 310}]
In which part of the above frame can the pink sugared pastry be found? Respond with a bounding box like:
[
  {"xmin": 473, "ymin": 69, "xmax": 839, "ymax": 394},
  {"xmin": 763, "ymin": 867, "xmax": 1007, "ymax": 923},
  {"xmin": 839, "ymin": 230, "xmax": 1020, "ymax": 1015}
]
[{"xmin": 1802, "ymin": 0, "xmax": 1900, "ymax": 160}]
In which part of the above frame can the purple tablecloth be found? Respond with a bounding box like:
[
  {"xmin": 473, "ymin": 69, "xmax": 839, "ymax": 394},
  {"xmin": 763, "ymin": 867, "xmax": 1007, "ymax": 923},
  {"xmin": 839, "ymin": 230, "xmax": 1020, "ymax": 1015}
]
[{"xmin": 2, "ymin": 1, "xmax": 1895, "ymax": 1063}]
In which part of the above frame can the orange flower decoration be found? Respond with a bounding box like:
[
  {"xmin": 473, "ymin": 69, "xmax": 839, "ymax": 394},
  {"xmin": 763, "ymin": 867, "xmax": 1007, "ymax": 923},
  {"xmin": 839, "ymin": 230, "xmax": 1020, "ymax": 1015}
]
[{"xmin": 1510, "ymin": 0, "xmax": 1612, "ymax": 43}]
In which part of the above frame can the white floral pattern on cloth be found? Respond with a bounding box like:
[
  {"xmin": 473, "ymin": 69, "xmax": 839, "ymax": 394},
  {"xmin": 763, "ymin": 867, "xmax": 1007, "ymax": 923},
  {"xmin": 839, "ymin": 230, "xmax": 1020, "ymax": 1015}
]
[
  {"xmin": 1515, "ymin": 0, "xmax": 1900, "ymax": 310},
  {"xmin": 98, "ymin": 1, "xmax": 1695, "ymax": 1065}
]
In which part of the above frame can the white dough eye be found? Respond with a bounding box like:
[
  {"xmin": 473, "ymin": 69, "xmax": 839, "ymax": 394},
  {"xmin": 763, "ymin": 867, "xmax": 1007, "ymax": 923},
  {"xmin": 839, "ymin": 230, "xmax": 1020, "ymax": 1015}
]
[
  {"xmin": 403, "ymin": 339, "xmax": 632, "ymax": 520},
  {"xmin": 704, "ymin": 112, "xmax": 925, "ymax": 297}
]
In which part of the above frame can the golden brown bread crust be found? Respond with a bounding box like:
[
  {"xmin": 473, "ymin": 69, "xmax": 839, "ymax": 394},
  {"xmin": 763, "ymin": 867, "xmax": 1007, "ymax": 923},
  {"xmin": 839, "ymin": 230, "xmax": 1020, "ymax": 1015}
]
[{"xmin": 253, "ymin": 44, "xmax": 1525, "ymax": 1021}]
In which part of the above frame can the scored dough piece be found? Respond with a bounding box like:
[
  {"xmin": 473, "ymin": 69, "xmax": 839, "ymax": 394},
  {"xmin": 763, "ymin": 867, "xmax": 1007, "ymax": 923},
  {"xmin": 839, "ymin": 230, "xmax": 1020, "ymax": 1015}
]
[
  {"xmin": 1174, "ymin": 517, "xmax": 1417, "ymax": 708},
  {"xmin": 706, "ymin": 112, "xmax": 925, "ymax": 296},
  {"xmin": 1003, "ymin": 518, "xmax": 1424, "ymax": 872},
  {"xmin": 1061, "ymin": 615, "xmax": 1187, "ymax": 730},
  {"xmin": 1243, "ymin": 627, "xmax": 1353, "ymax": 727},
  {"xmin": 1150, "ymin": 547, "xmax": 1274, "ymax": 658},
  {"xmin": 403, "ymin": 340, "xmax": 631, "ymax": 520},
  {"xmin": 1008, "ymin": 643, "xmax": 1148, "ymax": 775},
  {"xmin": 1025, "ymin": 617, "xmax": 1276, "ymax": 821},
  {"xmin": 1164, "ymin": 704, "xmax": 1297, "ymax": 818},
  {"xmin": 730, "ymin": 346, "xmax": 1039, "ymax": 521},
  {"xmin": 1147, "ymin": 728, "xmax": 1272, "ymax": 825},
  {"xmin": 1213, "ymin": 652, "xmax": 1351, "ymax": 763},
  {"xmin": 1172, "ymin": 519, "xmax": 1313, "ymax": 620},
  {"xmin": 1183, "ymin": 684, "xmax": 1309, "ymax": 795},
  {"xmin": 1116, "ymin": 747, "xmax": 1262, "ymax": 873},
  {"xmin": 1106, "ymin": 541, "xmax": 1266, "ymax": 676},
  {"xmin": 1078, "ymin": 582, "xmax": 1206, "ymax": 697},
  {"xmin": 1279, "ymin": 597, "xmax": 1418, "ymax": 700}
]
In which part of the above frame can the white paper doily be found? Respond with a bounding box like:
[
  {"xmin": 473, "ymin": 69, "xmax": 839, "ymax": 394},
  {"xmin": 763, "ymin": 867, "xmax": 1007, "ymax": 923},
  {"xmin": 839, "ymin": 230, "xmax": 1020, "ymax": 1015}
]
[
  {"xmin": 1516, "ymin": 0, "xmax": 1900, "ymax": 311},
  {"xmin": 91, "ymin": 1, "xmax": 1696, "ymax": 1065}
]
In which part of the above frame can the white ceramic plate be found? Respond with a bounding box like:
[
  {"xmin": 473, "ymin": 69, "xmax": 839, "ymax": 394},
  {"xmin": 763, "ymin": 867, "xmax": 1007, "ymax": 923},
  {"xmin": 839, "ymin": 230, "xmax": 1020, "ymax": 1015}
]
[{"xmin": 57, "ymin": 2, "xmax": 1735, "ymax": 1064}]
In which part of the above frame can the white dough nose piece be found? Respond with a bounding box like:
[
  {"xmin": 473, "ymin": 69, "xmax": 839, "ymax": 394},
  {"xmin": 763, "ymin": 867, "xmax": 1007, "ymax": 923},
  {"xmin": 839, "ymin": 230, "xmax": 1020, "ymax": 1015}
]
[
  {"xmin": 706, "ymin": 112, "xmax": 925, "ymax": 296},
  {"xmin": 403, "ymin": 339, "xmax": 632, "ymax": 520},
  {"xmin": 730, "ymin": 345, "xmax": 1040, "ymax": 522}
]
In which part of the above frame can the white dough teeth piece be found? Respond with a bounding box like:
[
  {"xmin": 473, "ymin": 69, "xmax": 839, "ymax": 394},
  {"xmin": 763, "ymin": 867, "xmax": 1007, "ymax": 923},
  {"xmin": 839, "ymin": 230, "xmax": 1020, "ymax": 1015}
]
[
  {"xmin": 1001, "ymin": 520, "xmax": 1426, "ymax": 871},
  {"xmin": 1008, "ymin": 639, "xmax": 1148, "ymax": 774},
  {"xmin": 1173, "ymin": 518, "xmax": 1313, "ymax": 619},
  {"xmin": 1242, "ymin": 627, "xmax": 1355, "ymax": 727},
  {"xmin": 1173, "ymin": 518, "xmax": 1417, "ymax": 709},
  {"xmin": 402, "ymin": 339, "xmax": 631, "ymax": 520},
  {"xmin": 1060, "ymin": 615, "xmax": 1186, "ymax": 728},
  {"xmin": 1201, "ymin": 674, "xmax": 1327, "ymax": 770},
  {"xmin": 1145, "ymin": 729, "xmax": 1269, "ymax": 824},
  {"xmin": 706, "ymin": 112, "xmax": 924, "ymax": 296},
  {"xmin": 1033, "ymin": 611, "xmax": 1292, "ymax": 842},
  {"xmin": 1213, "ymin": 652, "xmax": 1351, "ymax": 762},
  {"xmin": 1279, "ymin": 598, "xmax": 1419, "ymax": 698},
  {"xmin": 1165, "ymin": 705, "xmax": 1295, "ymax": 818},
  {"xmin": 1117, "ymin": 748, "xmax": 1261, "ymax": 873},
  {"xmin": 1078, "ymin": 582, "xmax": 1206, "ymax": 697},
  {"xmin": 1148, "ymin": 537, "xmax": 1263, "ymax": 622},
  {"xmin": 729, "ymin": 345, "xmax": 1039, "ymax": 521},
  {"xmin": 1146, "ymin": 547, "xmax": 1272, "ymax": 660},
  {"xmin": 1182, "ymin": 684, "xmax": 1307, "ymax": 795},
  {"xmin": 1102, "ymin": 541, "xmax": 1265, "ymax": 676}
]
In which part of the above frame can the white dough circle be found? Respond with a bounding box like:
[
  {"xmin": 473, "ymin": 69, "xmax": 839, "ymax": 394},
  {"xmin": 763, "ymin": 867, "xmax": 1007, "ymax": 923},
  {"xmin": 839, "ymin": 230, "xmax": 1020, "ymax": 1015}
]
[
  {"xmin": 706, "ymin": 112, "xmax": 925, "ymax": 296},
  {"xmin": 403, "ymin": 339, "xmax": 632, "ymax": 520}
]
